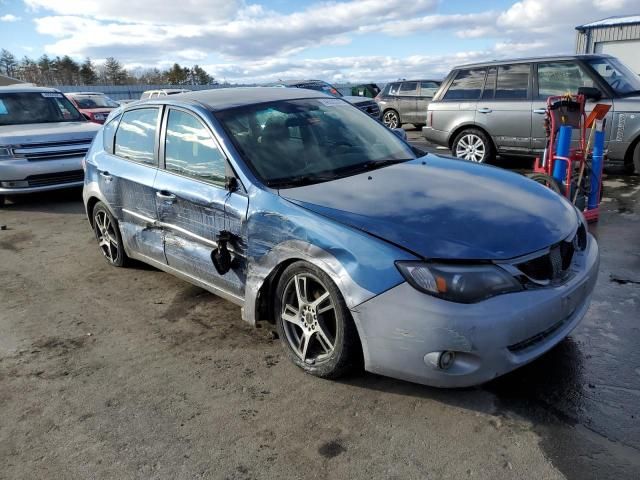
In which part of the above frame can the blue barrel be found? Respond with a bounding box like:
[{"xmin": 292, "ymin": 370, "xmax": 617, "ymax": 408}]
[
  {"xmin": 588, "ymin": 130, "xmax": 605, "ymax": 210},
  {"xmin": 552, "ymin": 125, "xmax": 572, "ymax": 184}
]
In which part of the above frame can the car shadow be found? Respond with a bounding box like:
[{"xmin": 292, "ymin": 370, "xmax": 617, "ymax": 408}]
[{"xmin": 1, "ymin": 188, "xmax": 85, "ymax": 214}]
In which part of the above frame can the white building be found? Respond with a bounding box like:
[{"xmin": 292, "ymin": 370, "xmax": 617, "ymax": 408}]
[{"xmin": 576, "ymin": 15, "xmax": 640, "ymax": 73}]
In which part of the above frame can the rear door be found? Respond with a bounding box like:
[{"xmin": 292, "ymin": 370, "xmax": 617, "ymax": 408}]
[
  {"xmin": 153, "ymin": 107, "xmax": 248, "ymax": 300},
  {"xmin": 416, "ymin": 81, "xmax": 440, "ymax": 126},
  {"xmin": 109, "ymin": 106, "xmax": 165, "ymax": 263},
  {"xmin": 396, "ymin": 81, "xmax": 419, "ymax": 124},
  {"xmin": 532, "ymin": 61, "xmax": 613, "ymax": 153},
  {"xmin": 474, "ymin": 63, "xmax": 532, "ymax": 154}
]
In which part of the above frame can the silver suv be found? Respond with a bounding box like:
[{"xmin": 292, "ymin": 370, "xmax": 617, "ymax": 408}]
[
  {"xmin": 375, "ymin": 79, "xmax": 441, "ymax": 129},
  {"xmin": 423, "ymin": 54, "xmax": 640, "ymax": 172},
  {"xmin": 0, "ymin": 86, "xmax": 100, "ymax": 206}
]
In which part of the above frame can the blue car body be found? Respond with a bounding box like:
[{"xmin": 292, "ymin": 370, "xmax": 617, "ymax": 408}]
[{"xmin": 83, "ymin": 88, "xmax": 599, "ymax": 387}]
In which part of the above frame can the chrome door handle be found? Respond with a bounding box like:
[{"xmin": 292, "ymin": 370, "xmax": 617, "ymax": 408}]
[
  {"xmin": 533, "ymin": 108, "xmax": 547, "ymax": 114},
  {"xmin": 477, "ymin": 108, "xmax": 492, "ymax": 114},
  {"xmin": 156, "ymin": 191, "xmax": 176, "ymax": 203},
  {"xmin": 99, "ymin": 171, "xmax": 113, "ymax": 182}
]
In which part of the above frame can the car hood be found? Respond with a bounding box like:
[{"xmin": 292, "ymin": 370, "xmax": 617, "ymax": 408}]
[
  {"xmin": 0, "ymin": 121, "xmax": 100, "ymax": 145},
  {"xmin": 342, "ymin": 95, "xmax": 375, "ymax": 106},
  {"xmin": 280, "ymin": 156, "xmax": 578, "ymax": 260}
]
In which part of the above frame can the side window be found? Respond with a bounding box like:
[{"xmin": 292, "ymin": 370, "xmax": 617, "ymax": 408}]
[
  {"xmin": 114, "ymin": 108, "xmax": 159, "ymax": 165},
  {"xmin": 103, "ymin": 114, "xmax": 121, "ymax": 155},
  {"xmin": 164, "ymin": 109, "xmax": 226, "ymax": 186},
  {"xmin": 443, "ymin": 69, "xmax": 486, "ymax": 101},
  {"xmin": 495, "ymin": 64, "xmax": 530, "ymax": 100},
  {"xmin": 482, "ymin": 67, "xmax": 497, "ymax": 99},
  {"xmin": 419, "ymin": 81, "xmax": 439, "ymax": 97},
  {"xmin": 398, "ymin": 81, "xmax": 419, "ymax": 96},
  {"xmin": 537, "ymin": 62, "xmax": 596, "ymax": 99},
  {"xmin": 388, "ymin": 82, "xmax": 401, "ymax": 96}
]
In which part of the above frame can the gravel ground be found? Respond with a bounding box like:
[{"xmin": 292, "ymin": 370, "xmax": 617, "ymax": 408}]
[{"xmin": 1, "ymin": 137, "xmax": 638, "ymax": 479}]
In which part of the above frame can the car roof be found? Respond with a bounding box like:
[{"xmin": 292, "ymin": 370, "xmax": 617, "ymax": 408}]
[
  {"xmin": 0, "ymin": 85, "xmax": 62, "ymax": 94},
  {"xmin": 66, "ymin": 92, "xmax": 106, "ymax": 96},
  {"xmin": 387, "ymin": 79, "xmax": 442, "ymax": 83},
  {"xmin": 271, "ymin": 80, "xmax": 331, "ymax": 87},
  {"xmin": 150, "ymin": 87, "xmax": 332, "ymax": 111},
  {"xmin": 453, "ymin": 53, "xmax": 613, "ymax": 69}
]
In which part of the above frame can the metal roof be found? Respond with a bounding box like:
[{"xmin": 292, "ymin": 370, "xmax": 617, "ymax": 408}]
[
  {"xmin": 577, "ymin": 15, "xmax": 640, "ymax": 30},
  {"xmin": 167, "ymin": 87, "xmax": 330, "ymax": 111}
]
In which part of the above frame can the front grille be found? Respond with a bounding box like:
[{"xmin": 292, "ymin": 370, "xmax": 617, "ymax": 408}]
[
  {"xmin": 515, "ymin": 229, "xmax": 583, "ymax": 284},
  {"xmin": 25, "ymin": 170, "xmax": 84, "ymax": 187},
  {"xmin": 507, "ymin": 314, "xmax": 571, "ymax": 353},
  {"xmin": 12, "ymin": 140, "xmax": 92, "ymax": 161},
  {"xmin": 358, "ymin": 101, "xmax": 380, "ymax": 118}
]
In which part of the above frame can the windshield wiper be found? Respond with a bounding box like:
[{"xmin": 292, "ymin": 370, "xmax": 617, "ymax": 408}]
[
  {"xmin": 333, "ymin": 158, "xmax": 412, "ymax": 176},
  {"xmin": 267, "ymin": 173, "xmax": 336, "ymax": 188}
]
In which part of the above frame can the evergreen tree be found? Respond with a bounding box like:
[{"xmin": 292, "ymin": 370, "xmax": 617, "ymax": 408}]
[
  {"xmin": 80, "ymin": 58, "xmax": 98, "ymax": 85},
  {"xmin": 0, "ymin": 49, "xmax": 18, "ymax": 77}
]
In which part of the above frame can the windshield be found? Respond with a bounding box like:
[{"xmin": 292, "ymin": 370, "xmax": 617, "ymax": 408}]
[
  {"xmin": 72, "ymin": 94, "xmax": 119, "ymax": 109},
  {"xmin": 216, "ymin": 98, "xmax": 416, "ymax": 187},
  {"xmin": 294, "ymin": 82, "xmax": 343, "ymax": 98},
  {"xmin": 586, "ymin": 57, "xmax": 640, "ymax": 96},
  {"xmin": 0, "ymin": 92, "xmax": 84, "ymax": 125}
]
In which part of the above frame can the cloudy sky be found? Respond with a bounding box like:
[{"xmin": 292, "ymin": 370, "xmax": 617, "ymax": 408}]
[{"xmin": 0, "ymin": 0, "xmax": 637, "ymax": 83}]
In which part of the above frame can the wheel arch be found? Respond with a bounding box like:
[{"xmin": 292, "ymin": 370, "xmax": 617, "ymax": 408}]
[{"xmin": 624, "ymin": 134, "xmax": 640, "ymax": 171}]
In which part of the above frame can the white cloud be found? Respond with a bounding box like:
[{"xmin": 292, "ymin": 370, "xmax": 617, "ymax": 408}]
[{"xmin": 1, "ymin": 13, "xmax": 20, "ymax": 22}]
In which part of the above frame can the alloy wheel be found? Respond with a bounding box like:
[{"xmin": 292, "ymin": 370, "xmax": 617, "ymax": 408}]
[
  {"xmin": 94, "ymin": 210, "xmax": 120, "ymax": 263},
  {"xmin": 280, "ymin": 273, "xmax": 337, "ymax": 365},
  {"xmin": 455, "ymin": 133, "xmax": 486, "ymax": 162},
  {"xmin": 383, "ymin": 111, "xmax": 399, "ymax": 129}
]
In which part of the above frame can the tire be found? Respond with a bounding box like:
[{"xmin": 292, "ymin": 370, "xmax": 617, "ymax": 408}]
[
  {"xmin": 632, "ymin": 142, "xmax": 640, "ymax": 175},
  {"xmin": 382, "ymin": 109, "xmax": 401, "ymax": 129},
  {"xmin": 452, "ymin": 128, "xmax": 495, "ymax": 163},
  {"xmin": 0, "ymin": 195, "xmax": 4, "ymax": 208},
  {"xmin": 528, "ymin": 173, "xmax": 563, "ymax": 194},
  {"xmin": 274, "ymin": 261, "xmax": 361, "ymax": 379},
  {"xmin": 92, "ymin": 201, "xmax": 129, "ymax": 267}
]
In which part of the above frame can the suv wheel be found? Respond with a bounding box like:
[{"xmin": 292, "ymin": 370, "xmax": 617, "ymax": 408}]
[
  {"xmin": 382, "ymin": 110, "xmax": 401, "ymax": 129},
  {"xmin": 452, "ymin": 129, "xmax": 494, "ymax": 163},
  {"xmin": 274, "ymin": 261, "xmax": 361, "ymax": 379}
]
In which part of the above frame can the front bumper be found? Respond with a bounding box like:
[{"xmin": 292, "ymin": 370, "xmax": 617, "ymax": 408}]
[
  {"xmin": 0, "ymin": 155, "xmax": 84, "ymax": 194},
  {"xmin": 351, "ymin": 234, "xmax": 599, "ymax": 388}
]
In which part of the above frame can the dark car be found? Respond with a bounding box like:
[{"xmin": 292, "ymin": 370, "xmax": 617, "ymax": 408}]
[
  {"xmin": 375, "ymin": 80, "xmax": 441, "ymax": 129},
  {"xmin": 270, "ymin": 80, "xmax": 380, "ymax": 119},
  {"xmin": 66, "ymin": 92, "xmax": 120, "ymax": 124}
]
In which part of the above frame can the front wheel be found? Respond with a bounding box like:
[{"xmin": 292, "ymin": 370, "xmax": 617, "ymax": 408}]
[
  {"xmin": 274, "ymin": 261, "xmax": 360, "ymax": 379},
  {"xmin": 92, "ymin": 201, "xmax": 128, "ymax": 267},
  {"xmin": 452, "ymin": 129, "xmax": 494, "ymax": 163},
  {"xmin": 382, "ymin": 109, "xmax": 401, "ymax": 129}
]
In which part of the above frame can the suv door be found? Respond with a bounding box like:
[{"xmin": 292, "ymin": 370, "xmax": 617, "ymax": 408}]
[
  {"xmin": 109, "ymin": 106, "xmax": 165, "ymax": 263},
  {"xmin": 153, "ymin": 107, "xmax": 248, "ymax": 300},
  {"xmin": 532, "ymin": 61, "xmax": 612, "ymax": 153},
  {"xmin": 416, "ymin": 81, "xmax": 440, "ymax": 127},
  {"xmin": 474, "ymin": 63, "xmax": 532, "ymax": 154},
  {"xmin": 396, "ymin": 81, "xmax": 419, "ymax": 124}
]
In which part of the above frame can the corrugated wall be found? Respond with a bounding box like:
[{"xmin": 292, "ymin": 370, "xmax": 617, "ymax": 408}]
[{"xmin": 576, "ymin": 23, "xmax": 640, "ymax": 53}]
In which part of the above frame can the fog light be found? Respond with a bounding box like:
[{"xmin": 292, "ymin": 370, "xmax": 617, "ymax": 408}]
[
  {"xmin": 1, "ymin": 180, "xmax": 29, "ymax": 188},
  {"xmin": 438, "ymin": 351, "xmax": 456, "ymax": 370}
]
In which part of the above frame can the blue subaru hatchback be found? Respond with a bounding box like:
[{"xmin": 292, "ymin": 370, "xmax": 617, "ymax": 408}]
[{"xmin": 83, "ymin": 87, "xmax": 599, "ymax": 387}]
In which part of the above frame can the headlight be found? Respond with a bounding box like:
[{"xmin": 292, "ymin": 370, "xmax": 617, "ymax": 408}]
[{"xmin": 396, "ymin": 262, "xmax": 522, "ymax": 303}]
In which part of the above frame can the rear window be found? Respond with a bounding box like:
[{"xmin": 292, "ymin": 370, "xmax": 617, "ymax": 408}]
[
  {"xmin": 495, "ymin": 64, "xmax": 530, "ymax": 100},
  {"xmin": 114, "ymin": 108, "xmax": 159, "ymax": 165},
  {"xmin": 0, "ymin": 91, "xmax": 84, "ymax": 125},
  {"xmin": 443, "ymin": 69, "xmax": 486, "ymax": 101},
  {"xmin": 72, "ymin": 95, "xmax": 119, "ymax": 109}
]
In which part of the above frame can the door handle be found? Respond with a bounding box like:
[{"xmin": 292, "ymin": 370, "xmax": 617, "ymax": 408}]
[
  {"xmin": 156, "ymin": 191, "xmax": 176, "ymax": 203},
  {"xmin": 477, "ymin": 108, "xmax": 492, "ymax": 114},
  {"xmin": 533, "ymin": 108, "xmax": 547, "ymax": 114},
  {"xmin": 99, "ymin": 171, "xmax": 113, "ymax": 182}
]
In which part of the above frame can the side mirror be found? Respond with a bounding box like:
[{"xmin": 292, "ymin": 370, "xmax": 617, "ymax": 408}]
[
  {"xmin": 578, "ymin": 86, "xmax": 602, "ymax": 101},
  {"xmin": 225, "ymin": 176, "xmax": 238, "ymax": 192},
  {"xmin": 392, "ymin": 127, "xmax": 407, "ymax": 141}
]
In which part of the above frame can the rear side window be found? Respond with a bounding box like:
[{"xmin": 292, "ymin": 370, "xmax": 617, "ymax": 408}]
[
  {"xmin": 443, "ymin": 69, "xmax": 486, "ymax": 101},
  {"xmin": 388, "ymin": 82, "xmax": 401, "ymax": 95},
  {"xmin": 103, "ymin": 114, "xmax": 121, "ymax": 155},
  {"xmin": 420, "ymin": 81, "xmax": 439, "ymax": 97},
  {"xmin": 164, "ymin": 109, "xmax": 226, "ymax": 185},
  {"xmin": 398, "ymin": 82, "xmax": 419, "ymax": 96},
  {"xmin": 537, "ymin": 62, "xmax": 596, "ymax": 99},
  {"xmin": 495, "ymin": 64, "xmax": 530, "ymax": 100},
  {"xmin": 114, "ymin": 108, "xmax": 159, "ymax": 165}
]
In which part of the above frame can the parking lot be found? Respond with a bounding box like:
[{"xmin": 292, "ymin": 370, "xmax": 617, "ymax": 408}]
[{"xmin": 1, "ymin": 133, "xmax": 639, "ymax": 479}]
